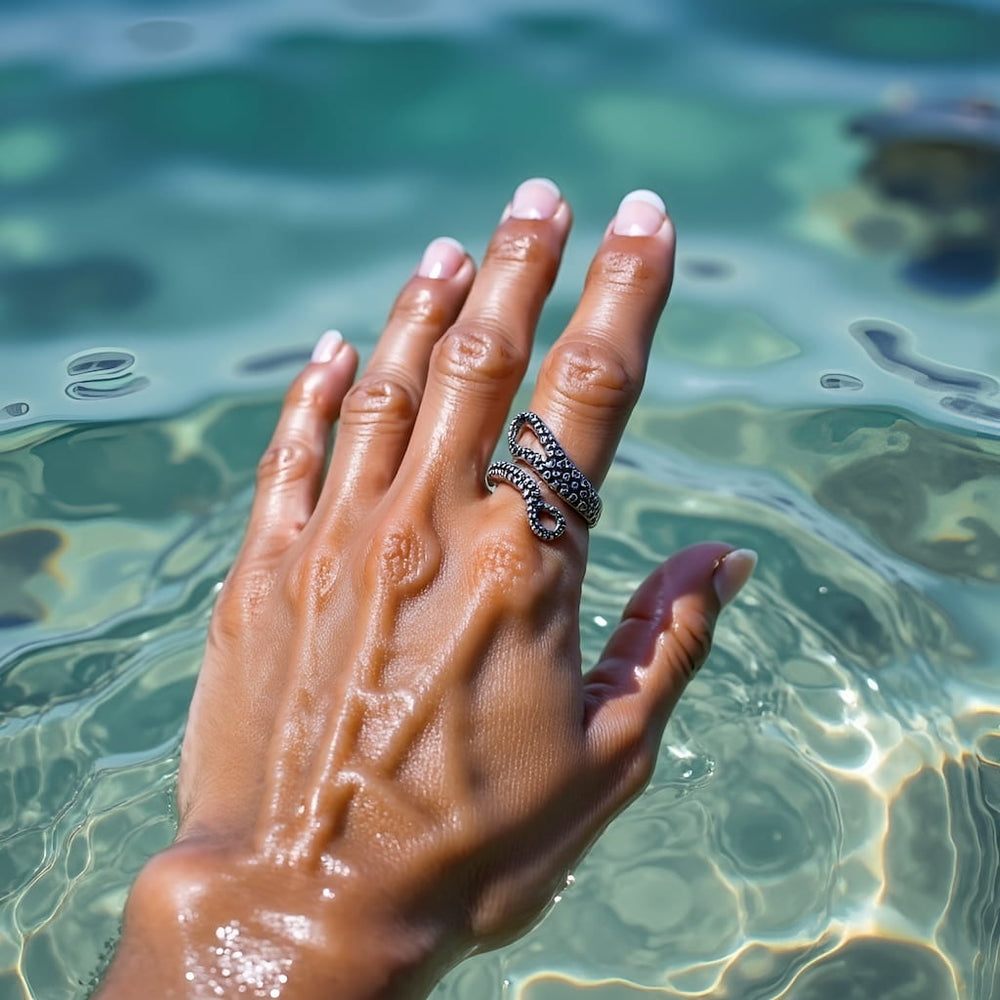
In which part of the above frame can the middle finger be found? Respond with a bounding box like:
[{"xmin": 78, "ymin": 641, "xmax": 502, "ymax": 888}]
[{"xmin": 399, "ymin": 178, "xmax": 573, "ymax": 486}]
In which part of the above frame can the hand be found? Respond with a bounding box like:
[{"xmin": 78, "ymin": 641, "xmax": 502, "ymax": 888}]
[{"xmin": 96, "ymin": 179, "xmax": 755, "ymax": 1000}]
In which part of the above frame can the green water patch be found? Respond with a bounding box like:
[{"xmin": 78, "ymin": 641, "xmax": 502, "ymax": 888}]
[
  {"xmin": 699, "ymin": 0, "xmax": 1000, "ymax": 64},
  {"xmin": 0, "ymin": 527, "xmax": 64, "ymax": 628},
  {"xmin": 638, "ymin": 402, "xmax": 1000, "ymax": 582}
]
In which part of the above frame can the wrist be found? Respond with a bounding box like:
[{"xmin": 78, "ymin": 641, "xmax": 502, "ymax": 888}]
[{"xmin": 95, "ymin": 840, "xmax": 452, "ymax": 1000}]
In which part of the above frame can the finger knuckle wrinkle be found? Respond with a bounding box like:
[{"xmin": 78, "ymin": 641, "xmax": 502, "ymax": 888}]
[
  {"xmin": 544, "ymin": 340, "xmax": 637, "ymax": 411},
  {"xmin": 214, "ymin": 566, "xmax": 274, "ymax": 637},
  {"xmin": 473, "ymin": 535, "xmax": 535, "ymax": 596},
  {"xmin": 671, "ymin": 613, "xmax": 714, "ymax": 679},
  {"xmin": 284, "ymin": 379, "xmax": 327, "ymax": 413},
  {"xmin": 392, "ymin": 284, "xmax": 449, "ymax": 328},
  {"xmin": 366, "ymin": 522, "xmax": 440, "ymax": 594},
  {"xmin": 256, "ymin": 441, "xmax": 315, "ymax": 486},
  {"xmin": 342, "ymin": 376, "xmax": 417, "ymax": 425},
  {"xmin": 592, "ymin": 249, "xmax": 656, "ymax": 290},
  {"xmin": 435, "ymin": 323, "xmax": 520, "ymax": 385},
  {"xmin": 286, "ymin": 551, "xmax": 339, "ymax": 608},
  {"xmin": 488, "ymin": 230, "xmax": 552, "ymax": 269}
]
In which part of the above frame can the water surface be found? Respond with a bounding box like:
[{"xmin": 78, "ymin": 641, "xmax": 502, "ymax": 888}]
[{"xmin": 1, "ymin": 2, "xmax": 999, "ymax": 997}]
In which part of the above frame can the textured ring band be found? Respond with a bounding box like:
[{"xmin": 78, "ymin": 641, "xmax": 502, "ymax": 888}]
[
  {"xmin": 507, "ymin": 411, "xmax": 603, "ymax": 528},
  {"xmin": 485, "ymin": 461, "xmax": 567, "ymax": 540}
]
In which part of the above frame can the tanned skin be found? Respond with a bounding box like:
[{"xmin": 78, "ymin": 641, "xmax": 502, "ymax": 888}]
[{"xmin": 95, "ymin": 180, "xmax": 755, "ymax": 1000}]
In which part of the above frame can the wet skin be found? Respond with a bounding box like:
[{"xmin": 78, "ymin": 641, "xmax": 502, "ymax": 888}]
[{"xmin": 95, "ymin": 180, "xmax": 755, "ymax": 1000}]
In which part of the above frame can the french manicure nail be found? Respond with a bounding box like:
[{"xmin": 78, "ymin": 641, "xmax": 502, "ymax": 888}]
[
  {"xmin": 417, "ymin": 236, "xmax": 466, "ymax": 279},
  {"xmin": 510, "ymin": 177, "xmax": 562, "ymax": 221},
  {"xmin": 713, "ymin": 548, "xmax": 758, "ymax": 608},
  {"xmin": 612, "ymin": 189, "xmax": 667, "ymax": 237},
  {"xmin": 311, "ymin": 329, "xmax": 344, "ymax": 364}
]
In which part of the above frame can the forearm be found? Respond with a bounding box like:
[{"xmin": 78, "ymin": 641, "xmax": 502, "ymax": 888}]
[{"xmin": 94, "ymin": 842, "xmax": 448, "ymax": 1000}]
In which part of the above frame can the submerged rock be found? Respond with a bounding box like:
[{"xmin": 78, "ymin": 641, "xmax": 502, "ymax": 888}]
[
  {"xmin": 851, "ymin": 99, "xmax": 1000, "ymax": 154},
  {"xmin": 0, "ymin": 527, "xmax": 64, "ymax": 628},
  {"xmin": 848, "ymin": 98, "xmax": 1000, "ymax": 296}
]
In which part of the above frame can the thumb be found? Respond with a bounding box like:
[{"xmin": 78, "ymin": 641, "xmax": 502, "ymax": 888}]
[{"xmin": 583, "ymin": 542, "xmax": 757, "ymax": 794}]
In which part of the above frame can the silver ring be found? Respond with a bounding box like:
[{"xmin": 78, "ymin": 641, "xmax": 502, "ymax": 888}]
[
  {"xmin": 507, "ymin": 412, "xmax": 602, "ymax": 528},
  {"xmin": 485, "ymin": 461, "xmax": 567, "ymax": 540},
  {"xmin": 484, "ymin": 412, "xmax": 603, "ymax": 541}
]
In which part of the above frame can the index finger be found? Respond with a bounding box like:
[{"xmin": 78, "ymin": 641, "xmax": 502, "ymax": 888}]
[{"xmin": 524, "ymin": 189, "xmax": 675, "ymax": 489}]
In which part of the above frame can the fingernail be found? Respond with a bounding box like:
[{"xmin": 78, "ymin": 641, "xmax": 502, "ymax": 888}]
[
  {"xmin": 713, "ymin": 549, "xmax": 758, "ymax": 608},
  {"xmin": 510, "ymin": 177, "xmax": 561, "ymax": 220},
  {"xmin": 417, "ymin": 236, "xmax": 466, "ymax": 279},
  {"xmin": 612, "ymin": 189, "xmax": 667, "ymax": 237},
  {"xmin": 311, "ymin": 329, "xmax": 344, "ymax": 364}
]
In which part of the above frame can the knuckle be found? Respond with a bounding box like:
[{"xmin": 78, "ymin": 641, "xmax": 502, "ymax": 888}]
[
  {"xmin": 472, "ymin": 532, "xmax": 541, "ymax": 599},
  {"xmin": 487, "ymin": 229, "xmax": 554, "ymax": 270},
  {"xmin": 285, "ymin": 550, "xmax": 339, "ymax": 609},
  {"xmin": 364, "ymin": 519, "xmax": 441, "ymax": 595},
  {"xmin": 256, "ymin": 439, "xmax": 316, "ymax": 488},
  {"xmin": 433, "ymin": 322, "xmax": 521, "ymax": 386},
  {"xmin": 283, "ymin": 375, "xmax": 327, "ymax": 413},
  {"xmin": 212, "ymin": 565, "xmax": 275, "ymax": 642},
  {"xmin": 588, "ymin": 248, "xmax": 659, "ymax": 293},
  {"xmin": 541, "ymin": 339, "xmax": 639, "ymax": 413},
  {"xmin": 390, "ymin": 283, "xmax": 451, "ymax": 329},
  {"xmin": 341, "ymin": 375, "xmax": 418, "ymax": 427}
]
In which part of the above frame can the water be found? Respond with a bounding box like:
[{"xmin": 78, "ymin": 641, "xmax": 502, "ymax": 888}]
[{"xmin": 1, "ymin": 1, "xmax": 999, "ymax": 997}]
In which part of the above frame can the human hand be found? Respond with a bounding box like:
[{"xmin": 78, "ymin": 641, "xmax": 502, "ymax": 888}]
[{"xmin": 96, "ymin": 179, "xmax": 755, "ymax": 1000}]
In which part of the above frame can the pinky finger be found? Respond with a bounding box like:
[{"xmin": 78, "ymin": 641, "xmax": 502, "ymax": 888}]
[{"xmin": 241, "ymin": 331, "xmax": 357, "ymax": 562}]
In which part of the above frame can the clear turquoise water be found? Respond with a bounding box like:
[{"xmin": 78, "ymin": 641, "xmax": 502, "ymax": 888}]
[{"xmin": 2, "ymin": 2, "xmax": 1000, "ymax": 998}]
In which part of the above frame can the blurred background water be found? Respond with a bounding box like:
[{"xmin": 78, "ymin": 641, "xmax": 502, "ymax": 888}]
[{"xmin": 1, "ymin": 1, "xmax": 999, "ymax": 997}]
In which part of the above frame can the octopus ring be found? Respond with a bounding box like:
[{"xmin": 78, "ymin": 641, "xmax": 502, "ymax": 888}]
[
  {"xmin": 486, "ymin": 461, "xmax": 567, "ymax": 541},
  {"xmin": 507, "ymin": 412, "xmax": 603, "ymax": 528},
  {"xmin": 485, "ymin": 412, "xmax": 603, "ymax": 541}
]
